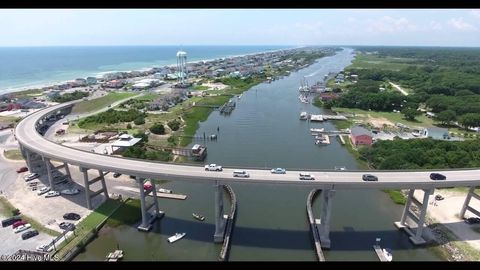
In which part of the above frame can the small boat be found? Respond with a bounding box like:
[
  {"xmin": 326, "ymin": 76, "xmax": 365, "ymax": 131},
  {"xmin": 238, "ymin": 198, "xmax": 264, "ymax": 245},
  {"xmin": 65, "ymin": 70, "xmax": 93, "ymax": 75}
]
[
  {"xmin": 192, "ymin": 213, "xmax": 205, "ymax": 221},
  {"xmin": 168, "ymin": 232, "xmax": 186, "ymax": 243},
  {"xmin": 105, "ymin": 250, "xmax": 124, "ymax": 261},
  {"xmin": 300, "ymin": 112, "xmax": 309, "ymax": 120},
  {"xmin": 158, "ymin": 188, "xmax": 172, "ymax": 194},
  {"xmin": 310, "ymin": 128, "xmax": 325, "ymax": 133},
  {"xmin": 382, "ymin": 248, "xmax": 393, "ymax": 262}
]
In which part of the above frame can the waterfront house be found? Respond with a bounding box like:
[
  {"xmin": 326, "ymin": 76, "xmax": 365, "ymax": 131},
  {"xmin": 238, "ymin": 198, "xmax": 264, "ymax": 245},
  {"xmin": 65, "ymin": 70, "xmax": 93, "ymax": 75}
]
[
  {"xmin": 74, "ymin": 78, "xmax": 87, "ymax": 86},
  {"xmin": 86, "ymin": 77, "xmax": 97, "ymax": 85},
  {"xmin": 350, "ymin": 125, "xmax": 373, "ymax": 146},
  {"xmin": 421, "ymin": 127, "xmax": 449, "ymax": 140}
]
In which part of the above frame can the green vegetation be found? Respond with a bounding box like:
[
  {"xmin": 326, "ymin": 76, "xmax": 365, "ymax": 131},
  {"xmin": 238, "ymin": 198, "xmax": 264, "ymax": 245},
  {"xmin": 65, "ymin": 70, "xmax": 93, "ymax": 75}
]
[
  {"xmin": 167, "ymin": 119, "xmax": 181, "ymax": 131},
  {"xmin": 3, "ymin": 149, "xmax": 23, "ymax": 160},
  {"xmin": 0, "ymin": 197, "xmax": 60, "ymax": 237},
  {"xmin": 122, "ymin": 132, "xmax": 172, "ymax": 161},
  {"xmin": 193, "ymin": 85, "xmax": 209, "ymax": 91},
  {"xmin": 107, "ymin": 199, "xmax": 141, "ymax": 227},
  {"xmin": 53, "ymin": 198, "xmax": 123, "ymax": 260},
  {"xmin": 149, "ymin": 123, "xmax": 165, "ymax": 135},
  {"xmin": 78, "ymin": 109, "xmax": 145, "ymax": 129},
  {"xmin": 133, "ymin": 116, "xmax": 145, "ymax": 125},
  {"xmin": 51, "ymin": 91, "xmax": 89, "ymax": 103},
  {"xmin": 383, "ymin": 190, "xmax": 406, "ymax": 205},
  {"xmin": 9, "ymin": 89, "xmax": 44, "ymax": 99},
  {"xmin": 359, "ymin": 138, "xmax": 480, "ymax": 169},
  {"xmin": 72, "ymin": 92, "xmax": 136, "ymax": 114}
]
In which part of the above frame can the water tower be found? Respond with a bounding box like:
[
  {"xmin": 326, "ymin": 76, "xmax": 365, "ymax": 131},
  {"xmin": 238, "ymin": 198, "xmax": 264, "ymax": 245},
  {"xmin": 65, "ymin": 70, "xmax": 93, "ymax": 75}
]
[{"xmin": 176, "ymin": 50, "xmax": 188, "ymax": 85}]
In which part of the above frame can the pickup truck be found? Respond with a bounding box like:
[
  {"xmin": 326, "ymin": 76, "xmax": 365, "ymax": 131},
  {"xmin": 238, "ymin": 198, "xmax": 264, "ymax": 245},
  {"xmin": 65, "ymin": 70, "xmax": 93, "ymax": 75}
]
[{"xmin": 204, "ymin": 164, "xmax": 223, "ymax": 171}]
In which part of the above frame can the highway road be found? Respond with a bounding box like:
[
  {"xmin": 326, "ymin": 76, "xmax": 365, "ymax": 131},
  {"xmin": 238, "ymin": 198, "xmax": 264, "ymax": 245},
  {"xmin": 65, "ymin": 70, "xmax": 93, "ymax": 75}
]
[{"xmin": 14, "ymin": 101, "xmax": 480, "ymax": 190}]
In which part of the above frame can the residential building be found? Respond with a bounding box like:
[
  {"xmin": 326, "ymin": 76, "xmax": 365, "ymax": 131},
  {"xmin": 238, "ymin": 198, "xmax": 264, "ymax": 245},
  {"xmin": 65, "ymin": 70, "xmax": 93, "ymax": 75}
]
[
  {"xmin": 421, "ymin": 127, "xmax": 449, "ymax": 140},
  {"xmin": 350, "ymin": 125, "xmax": 373, "ymax": 146}
]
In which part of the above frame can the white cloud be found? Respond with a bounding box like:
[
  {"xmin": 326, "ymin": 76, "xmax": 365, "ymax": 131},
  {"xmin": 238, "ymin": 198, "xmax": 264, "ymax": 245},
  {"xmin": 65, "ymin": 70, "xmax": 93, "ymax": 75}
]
[
  {"xmin": 428, "ymin": 21, "xmax": 443, "ymax": 31},
  {"xmin": 367, "ymin": 16, "xmax": 417, "ymax": 33},
  {"xmin": 448, "ymin": 17, "xmax": 477, "ymax": 31},
  {"xmin": 470, "ymin": 9, "xmax": 480, "ymax": 19}
]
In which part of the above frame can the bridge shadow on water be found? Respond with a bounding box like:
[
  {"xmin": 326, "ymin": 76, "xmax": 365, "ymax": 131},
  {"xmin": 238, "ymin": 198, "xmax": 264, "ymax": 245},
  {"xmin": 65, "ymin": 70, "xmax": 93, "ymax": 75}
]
[{"xmin": 142, "ymin": 216, "xmax": 479, "ymax": 252}]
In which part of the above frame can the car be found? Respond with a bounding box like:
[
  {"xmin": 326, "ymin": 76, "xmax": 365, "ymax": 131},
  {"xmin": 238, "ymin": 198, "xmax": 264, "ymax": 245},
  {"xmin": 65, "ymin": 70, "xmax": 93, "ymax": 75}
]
[
  {"xmin": 21, "ymin": 230, "xmax": 39, "ymax": 240},
  {"xmin": 1, "ymin": 216, "xmax": 21, "ymax": 227},
  {"xmin": 271, "ymin": 168, "xmax": 286, "ymax": 174},
  {"xmin": 23, "ymin": 173, "xmax": 39, "ymax": 181},
  {"xmin": 59, "ymin": 222, "xmax": 75, "ymax": 231},
  {"xmin": 144, "ymin": 183, "xmax": 153, "ymax": 191},
  {"xmin": 12, "ymin": 220, "xmax": 27, "ymax": 229},
  {"xmin": 63, "ymin": 213, "xmax": 81, "ymax": 220},
  {"xmin": 299, "ymin": 173, "xmax": 315, "ymax": 180},
  {"xmin": 16, "ymin": 167, "xmax": 28, "ymax": 173},
  {"xmin": 36, "ymin": 244, "xmax": 54, "ymax": 252},
  {"xmin": 430, "ymin": 173, "xmax": 446, "ymax": 180},
  {"xmin": 464, "ymin": 217, "xmax": 480, "ymax": 224},
  {"xmin": 45, "ymin": 191, "xmax": 61, "ymax": 198},
  {"xmin": 113, "ymin": 173, "xmax": 121, "ymax": 178},
  {"xmin": 37, "ymin": 186, "xmax": 50, "ymax": 196},
  {"xmin": 362, "ymin": 174, "xmax": 378, "ymax": 181},
  {"xmin": 435, "ymin": 194, "xmax": 444, "ymax": 201},
  {"xmin": 60, "ymin": 188, "xmax": 80, "ymax": 195},
  {"xmin": 14, "ymin": 223, "xmax": 31, "ymax": 233},
  {"xmin": 233, "ymin": 170, "xmax": 250, "ymax": 178},
  {"xmin": 205, "ymin": 164, "xmax": 223, "ymax": 171}
]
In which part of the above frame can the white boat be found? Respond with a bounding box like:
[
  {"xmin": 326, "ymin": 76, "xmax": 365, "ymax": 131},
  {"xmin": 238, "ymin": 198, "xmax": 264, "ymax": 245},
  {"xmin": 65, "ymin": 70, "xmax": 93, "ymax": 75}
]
[
  {"xmin": 300, "ymin": 112, "xmax": 309, "ymax": 120},
  {"xmin": 168, "ymin": 232, "xmax": 186, "ymax": 243},
  {"xmin": 310, "ymin": 128, "xmax": 325, "ymax": 133},
  {"xmin": 382, "ymin": 248, "xmax": 393, "ymax": 262},
  {"xmin": 158, "ymin": 188, "xmax": 172, "ymax": 194}
]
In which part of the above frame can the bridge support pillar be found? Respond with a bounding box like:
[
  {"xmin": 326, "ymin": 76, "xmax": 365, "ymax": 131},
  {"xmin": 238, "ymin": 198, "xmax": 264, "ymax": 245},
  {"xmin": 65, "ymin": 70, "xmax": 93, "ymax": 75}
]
[
  {"xmin": 136, "ymin": 177, "xmax": 162, "ymax": 232},
  {"xmin": 43, "ymin": 157, "xmax": 55, "ymax": 190},
  {"xmin": 318, "ymin": 189, "xmax": 335, "ymax": 249},
  {"xmin": 460, "ymin": 186, "xmax": 480, "ymax": 219},
  {"xmin": 19, "ymin": 144, "xmax": 33, "ymax": 171},
  {"xmin": 80, "ymin": 167, "xmax": 109, "ymax": 210},
  {"xmin": 214, "ymin": 181, "xmax": 227, "ymax": 243},
  {"xmin": 394, "ymin": 189, "xmax": 433, "ymax": 245}
]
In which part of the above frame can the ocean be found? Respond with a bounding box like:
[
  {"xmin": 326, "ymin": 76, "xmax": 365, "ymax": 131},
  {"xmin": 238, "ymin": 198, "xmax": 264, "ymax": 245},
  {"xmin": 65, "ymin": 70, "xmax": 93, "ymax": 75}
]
[{"xmin": 0, "ymin": 45, "xmax": 291, "ymax": 94}]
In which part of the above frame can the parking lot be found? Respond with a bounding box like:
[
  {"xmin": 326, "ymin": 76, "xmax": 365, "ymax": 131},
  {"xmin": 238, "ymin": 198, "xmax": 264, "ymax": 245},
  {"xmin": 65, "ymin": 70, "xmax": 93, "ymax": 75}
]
[{"xmin": 0, "ymin": 214, "xmax": 53, "ymax": 257}]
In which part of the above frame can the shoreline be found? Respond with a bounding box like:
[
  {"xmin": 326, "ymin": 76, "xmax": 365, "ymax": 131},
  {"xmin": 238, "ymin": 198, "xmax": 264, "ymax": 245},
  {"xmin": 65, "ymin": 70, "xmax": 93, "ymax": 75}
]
[{"xmin": 0, "ymin": 46, "xmax": 295, "ymax": 96}]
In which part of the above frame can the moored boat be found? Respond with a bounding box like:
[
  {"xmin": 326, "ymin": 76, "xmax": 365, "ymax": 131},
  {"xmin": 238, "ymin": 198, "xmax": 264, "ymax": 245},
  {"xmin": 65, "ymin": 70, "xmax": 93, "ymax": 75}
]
[
  {"xmin": 168, "ymin": 232, "xmax": 186, "ymax": 243},
  {"xmin": 158, "ymin": 188, "xmax": 172, "ymax": 194},
  {"xmin": 382, "ymin": 248, "xmax": 393, "ymax": 262},
  {"xmin": 192, "ymin": 213, "xmax": 205, "ymax": 221}
]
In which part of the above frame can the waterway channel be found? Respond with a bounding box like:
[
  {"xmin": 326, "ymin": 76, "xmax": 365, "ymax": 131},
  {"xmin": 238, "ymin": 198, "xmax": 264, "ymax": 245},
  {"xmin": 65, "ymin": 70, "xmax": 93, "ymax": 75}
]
[{"xmin": 74, "ymin": 48, "xmax": 442, "ymax": 261}]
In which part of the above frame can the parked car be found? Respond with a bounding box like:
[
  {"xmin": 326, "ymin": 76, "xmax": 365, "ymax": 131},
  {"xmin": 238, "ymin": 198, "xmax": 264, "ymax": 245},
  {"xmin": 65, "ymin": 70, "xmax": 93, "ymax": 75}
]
[
  {"xmin": 430, "ymin": 173, "xmax": 446, "ymax": 180},
  {"xmin": 37, "ymin": 186, "xmax": 50, "ymax": 196},
  {"xmin": 270, "ymin": 168, "xmax": 286, "ymax": 174},
  {"xmin": 233, "ymin": 170, "xmax": 250, "ymax": 178},
  {"xmin": 205, "ymin": 164, "xmax": 223, "ymax": 171},
  {"xmin": 59, "ymin": 222, "xmax": 75, "ymax": 231},
  {"xmin": 362, "ymin": 174, "xmax": 378, "ymax": 181},
  {"xmin": 1, "ymin": 216, "xmax": 21, "ymax": 227},
  {"xmin": 435, "ymin": 194, "xmax": 444, "ymax": 201},
  {"xmin": 16, "ymin": 167, "xmax": 28, "ymax": 173},
  {"xmin": 12, "ymin": 220, "xmax": 27, "ymax": 229},
  {"xmin": 22, "ymin": 230, "xmax": 39, "ymax": 240},
  {"xmin": 113, "ymin": 173, "xmax": 121, "ymax": 178},
  {"xmin": 63, "ymin": 213, "xmax": 81, "ymax": 220},
  {"xmin": 144, "ymin": 183, "xmax": 153, "ymax": 191},
  {"xmin": 60, "ymin": 188, "xmax": 80, "ymax": 195},
  {"xmin": 464, "ymin": 217, "xmax": 480, "ymax": 224},
  {"xmin": 23, "ymin": 173, "xmax": 39, "ymax": 181},
  {"xmin": 45, "ymin": 191, "xmax": 61, "ymax": 198},
  {"xmin": 36, "ymin": 244, "xmax": 54, "ymax": 252},
  {"xmin": 14, "ymin": 223, "xmax": 31, "ymax": 233},
  {"xmin": 299, "ymin": 173, "xmax": 315, "ymax": 180}
]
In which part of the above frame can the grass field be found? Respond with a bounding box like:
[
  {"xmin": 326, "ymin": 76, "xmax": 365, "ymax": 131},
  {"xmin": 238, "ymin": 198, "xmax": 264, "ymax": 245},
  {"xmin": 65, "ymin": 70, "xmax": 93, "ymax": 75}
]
[
  {"xmin": 72, "ymin": 92, "xmax": 137, "ymax": 114},
  {"xmin": 347, "ymin": 54, "xmax": 418, "ymax": 71},
  {"xmin": 3, "ymin": 149, "xmax": 23, "ymax": 160}
]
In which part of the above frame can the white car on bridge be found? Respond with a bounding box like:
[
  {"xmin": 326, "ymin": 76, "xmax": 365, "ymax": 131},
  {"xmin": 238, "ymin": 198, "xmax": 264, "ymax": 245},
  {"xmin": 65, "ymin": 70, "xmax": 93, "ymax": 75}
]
[{"xmin": 205, "ymin": 164, "xmax": 223, "ymax": 171}]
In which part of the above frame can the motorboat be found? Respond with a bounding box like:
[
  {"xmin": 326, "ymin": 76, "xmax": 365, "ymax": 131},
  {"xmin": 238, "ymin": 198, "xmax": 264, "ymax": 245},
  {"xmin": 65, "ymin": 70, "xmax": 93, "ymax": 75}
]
[
  {"xmin": 192, "ymin": 213, "xmax": 205, "ymax": 221},
  {"xmin": 310, "ymin": 128, "xmax": 325, "ymax": 133},
  {"xmin": 300, "ymin": 112, "xmax": 309, "ymax": 120},
  {"xmin": 382, "ymin": 248, "xmax": 393, "ymax": 262},
  {"xmin": 168, "ymin": 232, "xmax": 186, "ymax": 243},
  {"xmin": 158, "ymin": 188, "xmax": 172, "ymax": 194}
]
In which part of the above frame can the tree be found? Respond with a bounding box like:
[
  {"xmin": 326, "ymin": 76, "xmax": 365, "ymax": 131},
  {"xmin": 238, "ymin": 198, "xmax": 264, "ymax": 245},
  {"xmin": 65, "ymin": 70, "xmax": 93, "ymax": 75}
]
[
  {"xmin": 134, "ymin": 117, "xmax": 145, "ymax": 125},
  {"xmin": 126, "ymin": 123, "xmax": 132, "ymax": 129},
  {"xmin": 167, "ymin": 120, "xmax": 181, "ymax": 131},
  {"xmin": 150, "ymin": 123, "xmax": 165, "ymax": 135},
  {"xmin": 435, "ymin": 110, "xmax": 456, "ymax": 125},
  {"xmin": 459, "ymin": 113, "xmax": 480, "ymax": 129},
  {"xmin": 401, "ymin": 107, "xmax": 419, "ymax": 121}
]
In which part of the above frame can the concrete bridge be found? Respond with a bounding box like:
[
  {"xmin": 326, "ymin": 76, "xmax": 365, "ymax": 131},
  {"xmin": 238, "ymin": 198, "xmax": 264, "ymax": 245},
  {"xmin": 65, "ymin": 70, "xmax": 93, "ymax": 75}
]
[{"xmin": 14, "ymin": 101, "xmax": 480, "ymax": 253}]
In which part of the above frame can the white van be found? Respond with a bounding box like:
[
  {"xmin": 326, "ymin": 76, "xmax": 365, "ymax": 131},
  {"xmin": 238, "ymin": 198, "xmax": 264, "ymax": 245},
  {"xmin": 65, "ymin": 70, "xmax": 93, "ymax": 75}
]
[
  {"xmin": 299, "ymin": 173, "xmax": 315, "ymax": 180},
  {"xmin": 233, "ymin": 170, "xmax": 250, "ymax": 178}
]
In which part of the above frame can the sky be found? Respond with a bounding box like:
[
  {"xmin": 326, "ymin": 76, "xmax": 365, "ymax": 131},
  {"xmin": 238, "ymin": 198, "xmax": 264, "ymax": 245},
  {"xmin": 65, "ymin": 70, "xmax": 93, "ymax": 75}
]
[{"xmin": 1, "ymin": 9, "xmax": 480, "ymax": 47}]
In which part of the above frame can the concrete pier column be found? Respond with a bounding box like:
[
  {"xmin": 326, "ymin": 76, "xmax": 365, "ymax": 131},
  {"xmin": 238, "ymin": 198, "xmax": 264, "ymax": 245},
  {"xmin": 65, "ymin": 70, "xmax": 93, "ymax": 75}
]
[
  {"xmin": 399, "ymin": 189, "xmax": 415, "ymax": 225},
  {"xmin": 64, "ymin": 163, "xmax": 71, "ymax": 180},
  {"xmin": 318, "ymin": 189, "xmax": 335, "ymax": 249},
  {"xmin": 150, "ymin": 181, "xmax": 160, "ymax": 215},
  {"xmin": 97, "ymin": 170, "xmax": 109, "ymax": 199},
  {"xmin": 137, "ymin": 177, "xmax": 150, "ymax": 231},
  {"xmin": 414, "ymin": 189, "xmax": 433, "ymax": 241},
  {"xmin": 80, "ymin": 167, "xmax": 92, "ymax": 210},
  {"xmin": 44, "ymin": 157, "xmax": 54, "ymax": 190},
  {"xmin": 214, "ymin": 181, "xmax": 226, "ymax": 243},
  {"xmin": 460, "ymin": 186, "xmax": 476, "ymax": 219}
]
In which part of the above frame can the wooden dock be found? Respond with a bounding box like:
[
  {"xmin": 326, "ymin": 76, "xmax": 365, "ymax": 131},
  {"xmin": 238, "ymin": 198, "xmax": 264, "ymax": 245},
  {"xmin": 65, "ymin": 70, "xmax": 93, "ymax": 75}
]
[
  {"xmin": 373, "ymin": 245, "xmax": 389, "ymax": 262},
  {"xmin": 338, "ymin": 134, "xmax": 345, "ymax": 145},
  {"xmin": 154, "ymin": 193, "xmax": 187, "ymax": 200}
]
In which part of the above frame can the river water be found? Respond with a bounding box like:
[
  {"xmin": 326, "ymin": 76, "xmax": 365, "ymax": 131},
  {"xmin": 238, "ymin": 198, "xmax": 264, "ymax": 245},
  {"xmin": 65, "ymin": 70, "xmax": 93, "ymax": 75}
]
[{"xmin": 74, "ymin": 48, "xmax": 442, "ymax": 261}]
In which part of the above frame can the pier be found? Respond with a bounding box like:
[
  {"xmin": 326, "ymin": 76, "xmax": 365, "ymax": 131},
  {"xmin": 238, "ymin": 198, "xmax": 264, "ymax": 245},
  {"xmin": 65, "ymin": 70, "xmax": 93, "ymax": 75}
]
[
  {"xmin": 373, "ymin": 245, "xmax": 389, "ymax": 262},
  {"xmin": 219, "ymin": 100, "xmax": 236, "ymax": 114},
  {"xmin": 153, "ymin": 193, "xmax": 187, "ymax": 200},
  {"xmin": 337, "ymin": 134, "xmax": 346, "ymax": 145},
  {"xmin": 301, "ymin": 113, "xmax": 348, "ymax": 122}
]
